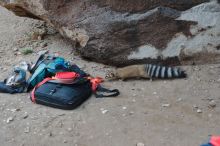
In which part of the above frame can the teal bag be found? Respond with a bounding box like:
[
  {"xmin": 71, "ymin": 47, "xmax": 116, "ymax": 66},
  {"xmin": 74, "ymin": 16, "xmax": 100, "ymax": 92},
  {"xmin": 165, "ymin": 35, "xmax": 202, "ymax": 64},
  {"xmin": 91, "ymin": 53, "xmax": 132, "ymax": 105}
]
[
  {"xmin": 47, "ymin": 57, "xmax": 69, "ymax": 73},
  {"xmin": 27, "ymin": 55, "xmax": 70, "ymax": 91},
  {"xmin": 27, "ymin": 63, "xmax": 47, "ymax": 91}
]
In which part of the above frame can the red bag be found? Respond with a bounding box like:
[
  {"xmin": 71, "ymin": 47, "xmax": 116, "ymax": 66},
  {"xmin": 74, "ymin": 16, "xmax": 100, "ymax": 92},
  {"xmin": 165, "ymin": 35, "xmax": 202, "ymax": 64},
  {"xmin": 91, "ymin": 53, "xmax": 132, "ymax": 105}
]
[
  {"xmin": 52, "ymin": 72, "xmax": 80, "ymax": 84},
  {"xmin": 210, "ymin": 136, "xmax": 220, "ymax": 146}
]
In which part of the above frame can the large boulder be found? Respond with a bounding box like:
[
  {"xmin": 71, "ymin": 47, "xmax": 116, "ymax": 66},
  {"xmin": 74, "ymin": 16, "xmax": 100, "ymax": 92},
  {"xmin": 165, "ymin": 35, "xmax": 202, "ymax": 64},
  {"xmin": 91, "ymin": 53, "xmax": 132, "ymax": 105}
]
[{"xmin": 1, "ymin": 0, "xmax": 220, "ymax": 66}]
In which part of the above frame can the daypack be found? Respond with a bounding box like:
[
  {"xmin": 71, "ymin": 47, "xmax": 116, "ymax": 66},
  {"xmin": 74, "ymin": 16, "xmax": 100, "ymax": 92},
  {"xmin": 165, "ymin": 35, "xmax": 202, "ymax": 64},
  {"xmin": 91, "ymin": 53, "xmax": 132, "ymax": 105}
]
[{"xmin": 30, "ymin": 72, "xmax": 92, "ymax": 109}]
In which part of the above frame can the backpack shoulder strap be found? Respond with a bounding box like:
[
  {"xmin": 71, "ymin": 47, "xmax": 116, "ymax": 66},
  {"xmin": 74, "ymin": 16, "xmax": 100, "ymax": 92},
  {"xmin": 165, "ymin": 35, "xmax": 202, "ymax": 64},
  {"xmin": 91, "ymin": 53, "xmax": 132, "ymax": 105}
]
[
  {"xmin": 31, "ymin": 77, "xmax": 53, "ymax": 103},
  {"xmin": 87, "ymin": 77, "xmax": 120, "ymax": 98},
  {"xmin": 30, "ymin": 54, "xmax": 45, "ymax": 73}
]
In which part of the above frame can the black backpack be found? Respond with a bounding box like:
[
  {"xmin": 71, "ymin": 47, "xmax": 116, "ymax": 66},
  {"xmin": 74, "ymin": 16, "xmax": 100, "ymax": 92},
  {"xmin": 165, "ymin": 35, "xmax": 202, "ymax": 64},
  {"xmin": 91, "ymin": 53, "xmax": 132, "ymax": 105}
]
[{"xmin": 31, "ymin": 78, "xmax": 92, "ymax": 110}]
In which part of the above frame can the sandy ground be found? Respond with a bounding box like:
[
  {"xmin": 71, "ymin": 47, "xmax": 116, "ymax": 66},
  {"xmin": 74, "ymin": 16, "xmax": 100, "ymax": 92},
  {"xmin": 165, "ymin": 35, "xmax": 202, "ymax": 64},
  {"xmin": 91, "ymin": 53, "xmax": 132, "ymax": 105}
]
[{"xmin": 0, "ymin": 6, "xmax": 220, "ymax": 146}]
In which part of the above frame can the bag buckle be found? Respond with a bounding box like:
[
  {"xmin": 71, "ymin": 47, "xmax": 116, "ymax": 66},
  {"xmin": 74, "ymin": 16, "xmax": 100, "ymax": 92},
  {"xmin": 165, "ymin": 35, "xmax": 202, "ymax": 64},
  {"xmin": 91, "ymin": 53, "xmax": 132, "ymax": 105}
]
[{"xmin": 49, "ymin": 89, "xmax": 56, "ymax": 95}]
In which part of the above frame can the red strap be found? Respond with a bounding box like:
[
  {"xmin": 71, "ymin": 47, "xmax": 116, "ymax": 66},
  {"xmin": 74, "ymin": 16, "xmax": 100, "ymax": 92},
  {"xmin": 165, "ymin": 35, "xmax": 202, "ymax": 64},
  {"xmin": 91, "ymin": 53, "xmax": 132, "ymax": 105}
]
[
  {"xmin": 31, "ymin": 77, "xmax": 53, "ymax": 103},
  {"xmin": 210, "ymin": 136, "xmax": 220, "ymax": 146},
  {"xmin": 87, "ymin": 77, "xmax": 104, "ymax": 92}
]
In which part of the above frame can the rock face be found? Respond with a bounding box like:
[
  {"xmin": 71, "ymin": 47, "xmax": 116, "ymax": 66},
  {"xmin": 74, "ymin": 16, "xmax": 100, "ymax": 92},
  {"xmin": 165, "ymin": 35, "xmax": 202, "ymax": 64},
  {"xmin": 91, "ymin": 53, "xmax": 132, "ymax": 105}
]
[{"xmin": 1, "ymin": 0, "xmax": 220, "ymax": 66}]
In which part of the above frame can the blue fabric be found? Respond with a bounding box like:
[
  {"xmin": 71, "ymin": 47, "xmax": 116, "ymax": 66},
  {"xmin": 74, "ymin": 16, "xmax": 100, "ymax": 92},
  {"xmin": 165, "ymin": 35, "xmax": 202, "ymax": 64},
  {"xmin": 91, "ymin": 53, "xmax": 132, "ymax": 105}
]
[
  {"xmin": 47, "ymin": 57, "xmax": 68, "ymax": 73},
  {"xmin": 1, "ymin": 68, "xmax": 27, "ymax": 93},
  {"xmin": 0, "ymin": 82, "xmax": 17, "ymax": 94},
  {"xmin": 27, "ymin": 63, "xmax": 47, "ymax": 89},
  {"xmin": 201, "ymin": 144, "xmax": 212, "ymax": 146}
]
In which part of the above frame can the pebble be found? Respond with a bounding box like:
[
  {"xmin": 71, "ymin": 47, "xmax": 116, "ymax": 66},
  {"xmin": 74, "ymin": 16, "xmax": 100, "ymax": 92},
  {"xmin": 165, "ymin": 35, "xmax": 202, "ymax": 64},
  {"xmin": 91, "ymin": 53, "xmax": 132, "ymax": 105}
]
[
  {"xmin": 67, "ymin": 128, "xmax": 72, "ymax": 132},
  {"xmin": 63, "ymin": 140, "xmax": 67, "ymax": 143},
  {"xmin": 6, "ymin": 117, "xmax": 14, "ymax": 123},
  {"xmin": 58, "ymin": 113, "xmax": 66, "ymax": 117},
  {"xmin": 10, "ymin": 108, "xmax": 20, "ymax": 112},
  {"xmin": 162, "ymin": 104, "xmax": 170, "ymax": 107},
  {"xmin": 122, "ymin": 106, "xmax": 127, "ymax": 110},
  {"xmin": 137, "ymin": 142, "xmax": 145, "ymax": 146},
  {"xmin": 133, "ymin": 94, "xmax": 137, "ymax": 97},
  {"xmin": 177, "ymin": 98, "xmax": 182, "ymax": 102},
  {"xmin": 40, "ymin": 42, "xmax": 48, "ymax": 48},
  {"xmin": 129, "ymin": 111, "xmax": 134, "ymax": 115},
  {"xmin": 48, "ymin": 132, "xmax": 53, "ymax": 137},
  {"xmin": 24, "ymin": 127, "xmax": 30, "ymax": 133},
  {"xmin": 153, "ymin": 92, "xmax": 157, "ymax": 95},
  {"xmin": 102, "ymin": 110, "xmax": 108, "ymax": 114},
  {"xmin": 209, "ymin": 100, "xmax": 216, "ymax": 108},
  {"xmin": 38, "ymin": 35, "xmax": 42, "ymax": 40},
  {"xmin": 193, "ymin": 104, "xmax": 198, "ymax": 109},
  {"xmin": 13, "ymin": 48, "xmax": 18, "ymax": 52},
  {"xmin": 23, "ymin": 112, "xmax": 28, "ymax": 119},
  {"xmin": 197, "ymin": 109, "xmax": 202, "ymax": 113}
]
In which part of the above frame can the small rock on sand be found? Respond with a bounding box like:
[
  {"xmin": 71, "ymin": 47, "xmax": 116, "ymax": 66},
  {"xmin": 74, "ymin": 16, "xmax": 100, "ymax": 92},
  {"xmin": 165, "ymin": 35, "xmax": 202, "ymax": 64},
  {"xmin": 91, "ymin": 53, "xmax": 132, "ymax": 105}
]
[
  {"xmin": 197, "ymin": 109, "xmax": 202, "ymax": 113},
  {"xmin": 6, "ymin": 117, "xmax": 14, "ymax": 123},
  {"xmin": 137, "ymin": 142, "xmax": 145, "ymax": 146},
  {"xmin": 23, "ymin": 112, "xmax": 28, "ymax": 119},
  {"xmin": 209, "ymin": 100, "xmax": 216, "ymax": 108},
  {"xmin": 162, "ymin": 104, "xmax": 170, "ymax": 107},
  {"xmin": 24, "ymin": 127, "xmax": 30, "ymax": 133},
  {"xmin": 193, "ymin": 105, "xmax": 198, "ymax": 109},
  {"xmin": 13, "ymin": 48, "xmax": 18, "ymax": 51},
  {"xmin": 122, "ymin": 106, "xmax": 127, "ymax": 110},
  {"xmin": 102, "ymin": 110, "xmax": 108, "ymax": 114}
]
